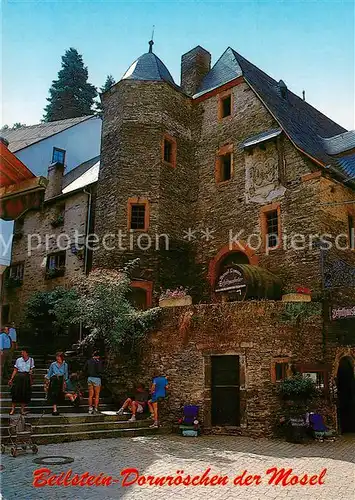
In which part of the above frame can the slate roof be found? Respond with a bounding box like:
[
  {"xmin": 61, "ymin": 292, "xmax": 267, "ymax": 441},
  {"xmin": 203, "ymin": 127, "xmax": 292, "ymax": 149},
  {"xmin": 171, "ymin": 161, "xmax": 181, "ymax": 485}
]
[
  {"xmin": 121, "ymin": 52, "xmax": 175, "ymax": 84},
  {"xmin": 320, "ymin": 131, "xmax": 355, "ymax": 156},
  {"xmin": 62, "ymin": 155, "xmax": 100, "ymax": 191},
  {"xmin": 194, "ymin": 47, "xmax": 355, "ymax": 184},
  {"xmin": 1, "ymin": 116, "xmax": 95, "ymax": 153}
]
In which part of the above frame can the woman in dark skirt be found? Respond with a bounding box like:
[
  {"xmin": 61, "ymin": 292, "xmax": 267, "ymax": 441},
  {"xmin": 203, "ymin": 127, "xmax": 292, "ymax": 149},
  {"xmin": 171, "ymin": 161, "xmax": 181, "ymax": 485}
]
[
  {"xmin": 45, "ymin": 352, "xmax": 69, "ymax": 416},
  {"xmin": 8, "ymin": 349, "xmax": 35, "ymax": 415}
]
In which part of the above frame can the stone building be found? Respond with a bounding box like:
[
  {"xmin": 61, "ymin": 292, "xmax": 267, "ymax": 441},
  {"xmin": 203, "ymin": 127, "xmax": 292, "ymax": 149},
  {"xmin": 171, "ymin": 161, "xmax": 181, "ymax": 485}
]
[
  {"xmin": 1, "ymin": 155, "xmax": 99, "ymax": 329},
  {"xmin": 95, "ymin": 42, "xmax": 355, "ymax": 434},
  {"xmin": 4, "ymin": 42, "xmax": 355, "ymax": 435}
]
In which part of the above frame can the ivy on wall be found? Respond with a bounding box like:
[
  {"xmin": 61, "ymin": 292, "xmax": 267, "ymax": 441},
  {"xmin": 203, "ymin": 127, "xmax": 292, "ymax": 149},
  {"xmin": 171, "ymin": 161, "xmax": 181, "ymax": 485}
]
[{"xmin": 280, "ymin": 302, "xmax": 322, "ymax": 325}]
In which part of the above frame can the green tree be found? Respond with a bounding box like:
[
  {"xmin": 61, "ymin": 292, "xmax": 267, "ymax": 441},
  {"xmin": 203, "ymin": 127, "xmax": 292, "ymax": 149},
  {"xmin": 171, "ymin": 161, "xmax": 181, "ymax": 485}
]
[
  {"xmin": 43, "ymin": 48, "xmax": 97, "ymax": 122},
  {"xmin": 96, "ymin": 74, "xmax": 115, "ymax": 114},
  {"xmin": 1, "ymin": 123, "xmax": 26, "ymax": 131},
  {"xmin": 64, "ymin": 265, "xmax": 160, "ymax": 353},
  {"xmin": 12, "ymin": 122, "xmax": 26, "ymax": 129},
  {"xmin": 25, "ymin": 261, "xmax": 160, "ymax": 355}
]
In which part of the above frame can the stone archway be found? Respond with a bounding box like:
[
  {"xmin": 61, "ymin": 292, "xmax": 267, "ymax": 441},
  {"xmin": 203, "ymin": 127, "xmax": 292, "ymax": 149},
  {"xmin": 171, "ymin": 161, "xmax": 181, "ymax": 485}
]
[
  {"xmin": 208, "ymin": 241, "xmax": 258, "ymax": 288},
  {"xmin": 337, "ymin": 356, "xmax": 355, "ymax": 433}
]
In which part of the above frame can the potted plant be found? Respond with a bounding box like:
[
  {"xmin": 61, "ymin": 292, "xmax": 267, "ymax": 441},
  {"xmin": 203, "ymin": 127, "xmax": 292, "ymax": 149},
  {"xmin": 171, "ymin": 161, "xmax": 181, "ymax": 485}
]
[
  {"xmin": 159, "ymin": 287, "xmax": 192, "ymax": 308},
  {"xmin": 277, "ymin": 374, "xmax": 318, "ymax": 442},
  {"xmin": 282, "ymin": 286, "xmax": 312, "ymax": 302},
  {"xmin": 50, "ymin": 214, "xmax": 64, "ymax": 228}
]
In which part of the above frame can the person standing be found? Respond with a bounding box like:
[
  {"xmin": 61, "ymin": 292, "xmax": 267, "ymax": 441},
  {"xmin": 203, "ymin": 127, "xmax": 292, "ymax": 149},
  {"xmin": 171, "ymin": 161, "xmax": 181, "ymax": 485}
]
[
  {"xmin": 148, "ymin": 374, "xmax": 169, "ymax": 428},
  {"xmin": 8, "ymin": 349, "xmax": 34, "ymax": 415},
  {"xmin": 9, "ymin": 322, "xmax": 18, "ymax": 350},
  {"xmin": 0, "ymin": 326, "xmax": 13, "ymax": 380},
  {"xmin": 84, "ymin": 351, "xmax": 104, "ymax": 415},
  {"xmin": 45, "ymin": 352, "xmax": 69, "ymax": 416}
]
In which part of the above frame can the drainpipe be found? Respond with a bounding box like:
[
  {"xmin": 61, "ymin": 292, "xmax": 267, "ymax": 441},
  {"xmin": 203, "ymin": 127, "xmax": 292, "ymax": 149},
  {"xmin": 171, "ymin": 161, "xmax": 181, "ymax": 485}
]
[
  {"xmin": 83, "ymin": 188, "xmax": 92, "ymax": 275},
  {"xmin": 78, "ymin": 188, "xmax": 92, "ymax": 345}
]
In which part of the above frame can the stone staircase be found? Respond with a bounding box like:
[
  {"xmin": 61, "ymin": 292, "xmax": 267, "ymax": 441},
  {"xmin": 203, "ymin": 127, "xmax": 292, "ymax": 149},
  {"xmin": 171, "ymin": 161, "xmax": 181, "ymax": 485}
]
[{"xmin": 0, "ymin": 351, "xmax": 158, "ymax": 445}]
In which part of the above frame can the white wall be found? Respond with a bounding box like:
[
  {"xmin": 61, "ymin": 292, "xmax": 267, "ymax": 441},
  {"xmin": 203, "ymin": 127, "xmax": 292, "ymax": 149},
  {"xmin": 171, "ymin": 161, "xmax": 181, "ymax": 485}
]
[
  {"xmin": 1, "ymin": 116, "xmax": 102, "ymax": 265},
  {"xmin": 15, "ymin": 116, "xmax": 102, "ymax": 177}
]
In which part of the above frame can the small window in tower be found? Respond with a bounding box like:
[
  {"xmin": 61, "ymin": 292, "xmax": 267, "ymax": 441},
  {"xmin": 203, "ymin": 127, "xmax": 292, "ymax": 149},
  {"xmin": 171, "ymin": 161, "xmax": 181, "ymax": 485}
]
[
  {"xmin": 265, "ymin": 210, "xmax": 279, "ymax": 248},
  {"xmin": 130, "ymin": 204, "xmax": 146, "ymax": 230},
  {"xmin": 221, "ymin": 95, "xmax": 231, "ymax": 118},
  {"xmin": 162, "ymin": 134, "xmax": 177, "ymax": 167},
  {"xmin": 217, "ymin": 152, "xmax": 232, "ymax": 183},
  {"xmin": 348, "ymin": 213, "xmax": 354, "ymax": 250}
]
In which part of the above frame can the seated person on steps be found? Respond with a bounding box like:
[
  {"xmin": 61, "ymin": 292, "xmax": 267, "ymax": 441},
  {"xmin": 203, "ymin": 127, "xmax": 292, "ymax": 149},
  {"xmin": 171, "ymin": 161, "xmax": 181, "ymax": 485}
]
[{"xmin": 117, "ymin": 383, "xmax": 149, "ymax": 422}]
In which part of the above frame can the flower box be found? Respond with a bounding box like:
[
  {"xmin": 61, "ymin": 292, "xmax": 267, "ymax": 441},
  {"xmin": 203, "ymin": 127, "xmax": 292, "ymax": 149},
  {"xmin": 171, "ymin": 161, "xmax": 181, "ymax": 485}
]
[
  {"xmin": 159, "ymin": 295, "xmax": 192, "ymax": 308},
  {"xmin": 45, "ymin": 267, "xmax": 65, "ymax": 279},
  {"xmin": 282, "ymin": 293, "xmax": 311, "ymax": 303}
]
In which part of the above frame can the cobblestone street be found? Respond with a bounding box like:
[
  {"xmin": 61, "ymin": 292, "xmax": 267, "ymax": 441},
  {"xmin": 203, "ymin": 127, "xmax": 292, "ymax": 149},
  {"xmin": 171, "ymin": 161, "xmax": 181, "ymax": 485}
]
[{"xmin": 1, "ymin": 434, "xmax": 354, "ymax": 499}]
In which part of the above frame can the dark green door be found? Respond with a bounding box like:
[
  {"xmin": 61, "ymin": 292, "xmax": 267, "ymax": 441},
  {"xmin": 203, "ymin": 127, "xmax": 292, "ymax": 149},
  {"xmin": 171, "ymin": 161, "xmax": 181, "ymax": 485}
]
[{"xmin": 211, "ymin": 355, "xmax": 240, "ymax": 426}]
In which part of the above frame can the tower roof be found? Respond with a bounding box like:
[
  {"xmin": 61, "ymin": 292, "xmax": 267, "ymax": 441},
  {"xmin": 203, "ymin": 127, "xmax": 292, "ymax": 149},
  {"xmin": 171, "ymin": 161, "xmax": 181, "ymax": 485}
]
[{"xmin": 121, "ymin": 48, "xmax": 175, "ymax": 84}]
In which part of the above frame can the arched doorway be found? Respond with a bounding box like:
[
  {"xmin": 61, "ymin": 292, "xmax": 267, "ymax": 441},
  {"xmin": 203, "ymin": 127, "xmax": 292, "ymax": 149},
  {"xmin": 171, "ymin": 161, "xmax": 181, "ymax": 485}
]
[
  {"xmin": 219, "ymin": 251, "xmax": 250, "ymax": 271},
  {"xmin": 337, "ymin": 356, "xmax": 355, "ymax": 433}
]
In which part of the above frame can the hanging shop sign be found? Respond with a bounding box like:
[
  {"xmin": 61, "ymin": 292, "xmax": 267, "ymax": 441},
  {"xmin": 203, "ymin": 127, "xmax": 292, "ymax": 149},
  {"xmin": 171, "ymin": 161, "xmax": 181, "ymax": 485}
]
[{"xmin": 331, "ymin": 306, "xmax": 355, "ymax": 320}]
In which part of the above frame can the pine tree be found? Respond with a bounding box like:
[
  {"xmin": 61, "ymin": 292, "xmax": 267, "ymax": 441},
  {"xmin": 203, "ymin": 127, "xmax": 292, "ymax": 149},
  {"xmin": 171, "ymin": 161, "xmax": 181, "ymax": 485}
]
[
  {"xmin": 96, "ymin": 74, "xmax": 116, "ymax": 115},
  {"xmin": 43, "ymin": 48, "xmax": 97, "ymax": 122}
]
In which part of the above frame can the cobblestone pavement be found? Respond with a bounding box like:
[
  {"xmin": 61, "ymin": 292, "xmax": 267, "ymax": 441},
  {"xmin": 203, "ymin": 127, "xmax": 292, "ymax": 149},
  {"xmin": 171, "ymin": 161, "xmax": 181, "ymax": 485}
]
[{"xmin": 1, "ymin": 434, "xmax": 354, "ymax": 500}]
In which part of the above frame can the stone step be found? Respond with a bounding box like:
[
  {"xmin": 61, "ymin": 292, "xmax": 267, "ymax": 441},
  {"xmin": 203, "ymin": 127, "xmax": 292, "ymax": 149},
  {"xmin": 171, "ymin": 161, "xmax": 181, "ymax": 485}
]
[
  {"xmin": 2, "ymin": 418, "xmax": 150, "ymax": 435},
  {"xmin": 0, "ymin": 391, "xmax": 46, "ymax": 398},
  {"xmin": 31, "ymin": 426, "xmax": 158, "ymax": 444},
  {"xmin": 0, "ymin": 411, "xmax": 131, "ymax": 425},
  {"xmin": 0, "ymin": 397, "xmax": 113, "ymax": 408},
  {"xmin": 0, "ymin": 404, "xmax": 115, "ymax": 414}
]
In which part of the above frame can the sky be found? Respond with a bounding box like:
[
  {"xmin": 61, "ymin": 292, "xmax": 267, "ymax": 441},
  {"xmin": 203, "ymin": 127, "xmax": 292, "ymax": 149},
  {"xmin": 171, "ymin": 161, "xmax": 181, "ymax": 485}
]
[{"xmin": 1, "ymin": 0, "xmax": 355, "ymax": 130}]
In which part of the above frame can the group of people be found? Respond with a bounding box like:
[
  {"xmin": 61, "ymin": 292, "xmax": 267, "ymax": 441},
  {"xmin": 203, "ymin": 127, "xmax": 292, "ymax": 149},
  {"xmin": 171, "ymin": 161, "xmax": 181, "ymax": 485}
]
[
  {"xmin": 117, "ymin": 375, "xmax": 169, "ymax": 428},
  {"xmin": 7, "ymin": 345, "xmax": 169, "ymax": 428},
  {"xmin": 45, "ymin": 350, "xmax": 104, "ymax": 416}
]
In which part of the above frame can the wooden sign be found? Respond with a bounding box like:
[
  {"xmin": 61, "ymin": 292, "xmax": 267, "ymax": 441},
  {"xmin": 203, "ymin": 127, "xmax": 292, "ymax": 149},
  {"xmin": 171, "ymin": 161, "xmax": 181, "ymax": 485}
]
[{"xmin": 331, "ymin": 306, "xmax": 355, "ymax": 320}]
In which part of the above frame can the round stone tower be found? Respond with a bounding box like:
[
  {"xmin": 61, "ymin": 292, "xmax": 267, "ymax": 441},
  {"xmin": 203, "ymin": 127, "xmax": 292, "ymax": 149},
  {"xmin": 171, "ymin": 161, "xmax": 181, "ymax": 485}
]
[{"xmin": 94, "ymin": 42, "xmax": 197, "ymax": 300}]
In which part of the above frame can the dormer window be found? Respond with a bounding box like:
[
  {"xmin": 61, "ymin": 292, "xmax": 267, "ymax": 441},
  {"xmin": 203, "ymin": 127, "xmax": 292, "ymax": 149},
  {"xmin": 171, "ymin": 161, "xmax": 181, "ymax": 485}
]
[{"xmin": 52, "ymin": 147, "xmax": 66, "ymax": 165}]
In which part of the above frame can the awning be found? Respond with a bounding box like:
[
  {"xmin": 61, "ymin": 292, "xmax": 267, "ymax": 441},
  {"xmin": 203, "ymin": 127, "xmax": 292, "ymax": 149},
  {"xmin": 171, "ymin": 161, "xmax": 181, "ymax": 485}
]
[
  {"xmin": 0, "ymin": 137, "xmax": 47, "ymax": 220},
  {"xmin": 240, "ymin": 128, "xmax": 282, "ymax": 149}
]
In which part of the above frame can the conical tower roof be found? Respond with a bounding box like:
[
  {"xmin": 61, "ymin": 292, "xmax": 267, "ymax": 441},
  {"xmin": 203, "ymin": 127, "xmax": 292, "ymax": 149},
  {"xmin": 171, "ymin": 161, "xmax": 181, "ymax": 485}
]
[{"xmin": 121, "ymin": 41, "xmax": 175, "ymax": 84}]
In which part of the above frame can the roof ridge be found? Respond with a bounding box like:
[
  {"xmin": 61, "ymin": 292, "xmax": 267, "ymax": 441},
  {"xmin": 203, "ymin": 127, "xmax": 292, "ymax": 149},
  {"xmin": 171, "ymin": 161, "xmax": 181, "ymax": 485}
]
[{"xmin": 231, "ymin": 49, "xmax": 347, "ymax": 133}]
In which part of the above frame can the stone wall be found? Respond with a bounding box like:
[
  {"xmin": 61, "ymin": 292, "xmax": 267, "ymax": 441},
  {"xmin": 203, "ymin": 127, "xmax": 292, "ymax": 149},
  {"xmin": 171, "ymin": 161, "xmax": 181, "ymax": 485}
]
[
  {"xmin": 194, "ymin": 81, "xmax": 325, "ymax": 295},
  {"xmin": 3, "ymin": 188, "xmax": 92, "ymax": 323},
  {"xmin": 110, "ymin": 301, "xmax": 330, "ymax": 438},
  {"xmin": 94, "ymin": 80, "xmax": 197, "ymax": 285}
]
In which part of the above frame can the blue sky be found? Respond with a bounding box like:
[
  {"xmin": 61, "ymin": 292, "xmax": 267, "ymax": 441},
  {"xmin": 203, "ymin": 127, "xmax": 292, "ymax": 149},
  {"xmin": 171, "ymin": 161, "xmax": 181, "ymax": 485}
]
[{"xmin": 1, "ymin": 0, "xmax": 354, "ymax": 129}]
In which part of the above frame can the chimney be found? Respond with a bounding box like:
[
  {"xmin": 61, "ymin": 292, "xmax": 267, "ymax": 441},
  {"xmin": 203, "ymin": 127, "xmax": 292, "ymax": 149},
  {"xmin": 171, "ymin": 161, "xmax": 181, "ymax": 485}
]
[
  {"xmin": 45, "ymin": 162, "xmax": 65, "ymax": 200},
  {"xmin": 181, "ymin": 46, "xmax": 211, "ymax": 96},
  {"xmin": 302, "ymin": 90, "xmax": 306, "ymax": 101}
]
